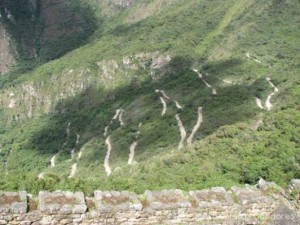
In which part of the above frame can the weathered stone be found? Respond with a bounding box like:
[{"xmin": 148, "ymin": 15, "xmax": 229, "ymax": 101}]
[
  {"xmin": 231, "ymin": 186, "xmax": 274, "ymax": 205},
  {"xmin": 0, "ymin": 182, "xmax": 299, "ymax": 224},
  {"xmin": 20, "ymin": 221, "xmax": 32, "ymax": 225},
  {"xmin": 268, "ymin": 204, "xmax": 300, "ymax": 225},
  {"xmin": 39, "ymin": 191, "xmax": 87, "ymax": 215},
  {"xmin": 290, "ymin": 179, "xmax": 300, "ymax": 192},
  {"xmin": 145, "ymin": 190, "xmax": 191, "ymax": 210},
  {"xmin": 94, "ymin": 191, "xmax": 142, "ymax": 213},
  {"xmin": 0, "ymin": 192, "xmax": 27, "ymax": 214},
  {"xmin": 189, "ymin": 187, "xmax": 234, "ymax": 207}
]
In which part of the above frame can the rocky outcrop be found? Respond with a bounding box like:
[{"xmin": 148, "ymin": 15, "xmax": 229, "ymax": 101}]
[
  {"xmin": 0, "ymin": 180, "xmax": 299, "ymax": 224},
  {"xmin": 0, "ymin": 24, "xmax": 14, "ymax": 74},
  {"xmin": 0, "ymin": 52, "xmax": 170, "ymax": 123}
]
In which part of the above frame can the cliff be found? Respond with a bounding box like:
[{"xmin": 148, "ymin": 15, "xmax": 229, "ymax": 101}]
[{"xmin": 0, "ymin": 24, "xmax": 13, "ymax": 74}]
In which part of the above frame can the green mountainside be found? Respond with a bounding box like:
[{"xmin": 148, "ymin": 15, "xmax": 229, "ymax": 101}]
[{"xmin": 0, "ymin": 0, "xmax": 299, "ymax": 194}]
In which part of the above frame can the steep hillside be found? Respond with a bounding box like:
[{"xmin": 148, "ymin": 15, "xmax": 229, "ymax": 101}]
[{"xmin": 0, "ymin": 0, "xmax": 299, "ymax": 194}]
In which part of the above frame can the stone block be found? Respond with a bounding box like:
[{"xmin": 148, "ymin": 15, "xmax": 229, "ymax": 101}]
[
  {"xmin": 94, "ymin": 191, "xmax": 142, "ymax": 213},
  {"xmin": 0, "ymin": 191, "xmax": 27, "ymax": 214},
  {"xmin": 189, "ymin": 187, "xmax": 234, "ymax": 207},
  {"xmin": 39, "ymin": 191, "xmax": 87, "ymax": 215},
  {"xmin": 145, "ymin": 189, "xmax": 191, "ymax": 210},
  {"xmin": 290, "ymin": 179, "xmax": 300, "ymax": 192},
  {"xmin": 231, "ymin": 186, "xmax": 274, "ymax": 205}
]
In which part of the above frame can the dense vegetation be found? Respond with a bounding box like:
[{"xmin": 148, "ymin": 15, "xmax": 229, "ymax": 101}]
[{"xmin": 0, "ymin": 0, "xmax": 299, "ymax": 194}]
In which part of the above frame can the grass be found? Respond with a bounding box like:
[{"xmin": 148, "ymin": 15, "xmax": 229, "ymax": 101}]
[{"xmin": 196, "ymin": 0, "xmax": 255, "ymax": 55}]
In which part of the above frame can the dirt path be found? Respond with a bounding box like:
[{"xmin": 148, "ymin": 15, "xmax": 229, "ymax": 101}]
[
  {"xmin": 223, "ymin": 79, "xmax": 234, "ymax": 84},
  {"xmin": 50, "ymin": 154, "xmax": 57, "ymax": 168},
  {"xmin": 256, "ymin": 97, "xmax": 264, "ymax": 109},
  {"xmin": 160, "ymin": 90, "xmax": 170, "ymax": 100},
  {"xmin": 119, "ymin": 109, "xmax": 125, "ymax": 126},
  {"xmin": 77, "ymin": 146, "xmax": 85, "ymax": 161},
  {"xmin": 103, "ymin": 126, "xmax": 109, "ymax": 137},
  {"xmin": 112, "ymin": 109, "xmax": 125, "ymax": 126},
  {"xmin": 265, "ymin": 77, "xmax": 279, "ymax": 111},
  {"xmin": 156, "ymin": 89, "xmax": 183, "ymax": 114},
  {"xmin": 128, "ymin": 142, "xmax": 138, "ymax": 165},
  {"xmin": 68, "ymin": 163, "xmax": 77, "ymax": 178},
  {"xmin": 38, "ymin": 172, "xmax": 45, "ymax": 180},
  {"xmin": 128, "ymin": 123, "xmax": 142, "ymax": 165},
  {"xmin": 246, "ymin": 52, "xmax": 262, "ymax": 64},
  {"xmin": 112, "ymin": 109, "xmax": 121, "ymax": 120},
  {"xmin": 175, "ymin": 114, "xmax": 187, "ymax": 150},
  {"xmin": 159, "ymin": 97, "xmax": 167, "ymax": 116},
  {"xmin": 193, "ymin": 69, "xmax": 217, "ymax": 95},
  {"xmin": 187, "ymin": 107, "xmax": 203, "ymax": 145},
  {"xmin": 174, "ymin": 101, "xmax": 182, "ymax": 109},
  {"xmin": 104, "ymin": 136, "xmax": 112, "ymax": 176}
]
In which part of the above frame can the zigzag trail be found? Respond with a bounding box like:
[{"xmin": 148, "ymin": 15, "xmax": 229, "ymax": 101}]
[
  {"xmin": 156, "ymin": 89, "xmax": 182, "ymax": 116},
  {"xmin": 68, "ymin": 144, "xmax": 87, "ymax": 179},
  {"xmin": 102, "ymin": 109, "xmax": 125, "ymax": 176},
  {"xmin": 68, "ymin": 163, "xmax": 77, "ymax": 179},
  {"xmin": 193, "ymin": 69, "xmax": 217, "ymax": 95},
  {"xmin": 175, "ymin": 114, "xmax": 187, "ymax": 150},
  {"xmin": 156, "ymin": 90, "xmax": 169, "ymax": 116},
  {"xmin": 187, "ymin": 107, "xmax": 204, "ymax": 146},
  {"xmin": 112, "ymin": 109, "xmax": 125, "ymax": 126},
  {"xmin": 118, "ymin": 109, "xmax": 125, "ymax": 126},
  {"xmin": 265, "ymin": 77, "xmax": 279, "ymax": 111},
  {"xmin": 128, "ymin": 123, "xmax": 142, "ymax": 165},
  {"xmin": 159, "ymin": 97, "xmax": 167, "ymax": 116}
]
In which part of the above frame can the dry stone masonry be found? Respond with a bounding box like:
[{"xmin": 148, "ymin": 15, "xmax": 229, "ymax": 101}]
[{"xmin": 0, "ymin": 180, "xmax": 299, "ymax": 224}]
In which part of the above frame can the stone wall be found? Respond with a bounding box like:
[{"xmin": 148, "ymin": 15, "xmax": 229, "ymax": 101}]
[{"xmin": 0, "ymin": 180, "xmax": 299, "ymax": 225}]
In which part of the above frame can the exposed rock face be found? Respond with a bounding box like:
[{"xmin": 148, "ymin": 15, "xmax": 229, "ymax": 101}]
[
  {"xmin": 0, "ymin": 24, "xmax": 14, "ymax": 74},
  {"xmin": 0, "ymin": 52, "xmax": 171, "ymax": 123},
  {"xmin": 0, "ymin": 181, "xmax": 299, "ymax": 224}
]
